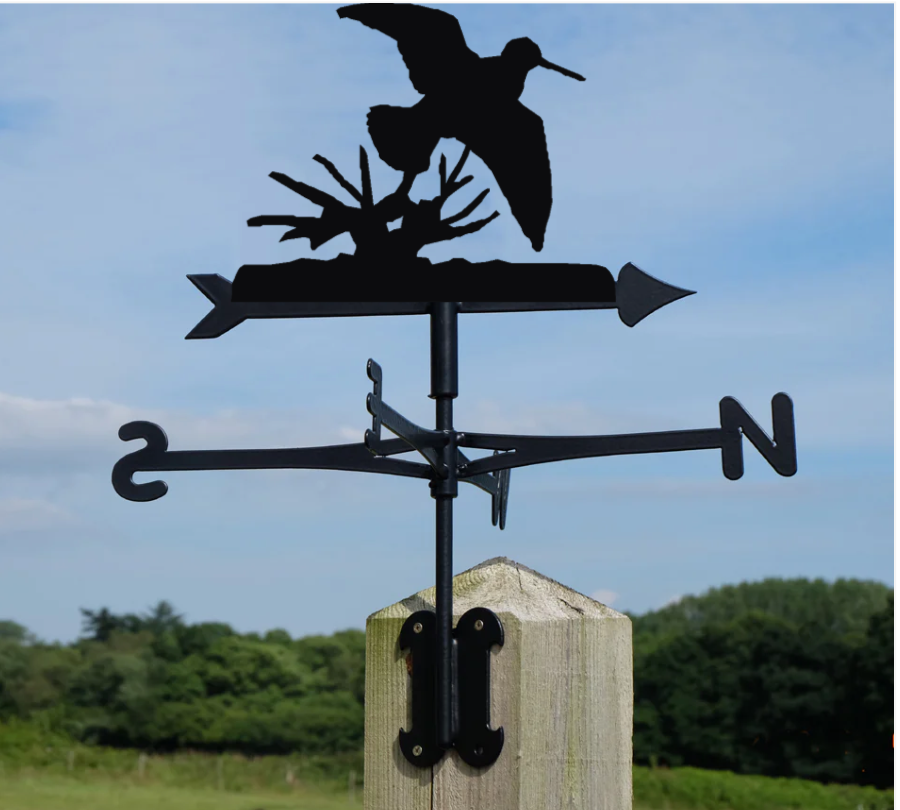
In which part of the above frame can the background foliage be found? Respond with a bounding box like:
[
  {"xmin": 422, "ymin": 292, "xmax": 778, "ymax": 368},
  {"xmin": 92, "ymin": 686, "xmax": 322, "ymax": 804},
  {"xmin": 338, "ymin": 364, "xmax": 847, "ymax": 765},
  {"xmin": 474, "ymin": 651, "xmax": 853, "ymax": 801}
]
[{"xmin": 0, "ymin": 576, "xmax": 892, "ymax": 789}]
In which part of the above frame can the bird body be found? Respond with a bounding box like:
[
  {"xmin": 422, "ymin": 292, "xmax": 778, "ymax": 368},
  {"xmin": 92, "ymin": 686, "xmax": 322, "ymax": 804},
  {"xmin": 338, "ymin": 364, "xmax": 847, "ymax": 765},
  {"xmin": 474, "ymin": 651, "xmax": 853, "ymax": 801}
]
[{"xmin": 337, "ymin": 3, "xmax": 585, "ymax": 252}]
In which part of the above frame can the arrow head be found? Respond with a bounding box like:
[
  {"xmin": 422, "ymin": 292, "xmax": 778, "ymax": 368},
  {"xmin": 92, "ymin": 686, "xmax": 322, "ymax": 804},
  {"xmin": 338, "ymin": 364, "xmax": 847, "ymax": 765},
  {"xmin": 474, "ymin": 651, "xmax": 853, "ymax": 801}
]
[{"xmin": 616, "ymin": 263, "xmax": 695, "ymax": 327}]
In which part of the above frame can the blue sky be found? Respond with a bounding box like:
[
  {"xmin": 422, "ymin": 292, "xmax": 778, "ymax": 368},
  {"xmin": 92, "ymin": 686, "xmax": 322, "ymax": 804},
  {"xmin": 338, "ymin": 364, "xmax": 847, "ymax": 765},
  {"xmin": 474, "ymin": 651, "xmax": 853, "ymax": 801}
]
[{"xmin": 0, "ymin": 3, "xmax": 892, "ymax": 644}]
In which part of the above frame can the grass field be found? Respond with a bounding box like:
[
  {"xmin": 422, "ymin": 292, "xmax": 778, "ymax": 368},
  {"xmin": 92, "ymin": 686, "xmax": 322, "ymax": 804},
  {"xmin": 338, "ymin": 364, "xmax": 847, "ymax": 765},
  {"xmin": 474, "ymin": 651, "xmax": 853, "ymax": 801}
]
[
  {"xmin": 0, "ymin": 725, "xmax": 892, "ymax": 810},
  {"xmin": 1, "ymin": 767, "xmax": 894, "ymax": 810},
  {"xmin": 0, "ymin": 773, "xmax": 358, "ymax": 810}
]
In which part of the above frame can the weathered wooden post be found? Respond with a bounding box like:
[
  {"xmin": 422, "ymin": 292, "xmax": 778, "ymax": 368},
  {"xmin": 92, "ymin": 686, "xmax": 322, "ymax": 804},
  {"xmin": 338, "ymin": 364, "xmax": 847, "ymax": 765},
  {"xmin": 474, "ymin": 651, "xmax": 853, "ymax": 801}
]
[{"xmin": 365, "ymin": 557, "xmax": 633, "ymax": 810}]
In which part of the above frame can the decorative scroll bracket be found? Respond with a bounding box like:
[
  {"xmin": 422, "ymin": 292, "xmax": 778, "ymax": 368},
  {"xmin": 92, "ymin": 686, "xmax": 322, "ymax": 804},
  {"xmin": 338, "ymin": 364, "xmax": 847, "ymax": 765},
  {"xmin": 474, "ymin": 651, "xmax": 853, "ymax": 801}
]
[{"xmin": 365, "ymin": 358, "xmax": 513, "ymax": 526}]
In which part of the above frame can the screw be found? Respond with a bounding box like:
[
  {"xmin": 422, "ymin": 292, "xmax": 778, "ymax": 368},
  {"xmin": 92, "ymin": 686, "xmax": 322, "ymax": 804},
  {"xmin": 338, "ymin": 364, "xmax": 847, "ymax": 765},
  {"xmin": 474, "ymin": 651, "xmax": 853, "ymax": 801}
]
[
  {"xmin": 413, "ymin": 622, "xmax": 423, "ymax": 634},
  {"xmin": 474, "ymin": 619, "xmax": 484, "ymax": 631},
  {"xmin": 474, "ymin": 746, "xmax": 484, "ymax": 757},
  {"xmin": 457, "ymin": 433, "xmax": 466, "ymax": 443},
  {"xmin": 413, "ymin": 745, "xmax": 423, "ymax": 757}
]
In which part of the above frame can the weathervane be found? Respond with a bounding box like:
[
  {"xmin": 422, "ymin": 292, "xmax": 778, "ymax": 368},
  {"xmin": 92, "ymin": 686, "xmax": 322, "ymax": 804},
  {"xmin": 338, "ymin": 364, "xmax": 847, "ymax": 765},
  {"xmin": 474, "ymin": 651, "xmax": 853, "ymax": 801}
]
[{"xmin": 113, "ymin": 4, "xmax": 797, "ymax": 770}]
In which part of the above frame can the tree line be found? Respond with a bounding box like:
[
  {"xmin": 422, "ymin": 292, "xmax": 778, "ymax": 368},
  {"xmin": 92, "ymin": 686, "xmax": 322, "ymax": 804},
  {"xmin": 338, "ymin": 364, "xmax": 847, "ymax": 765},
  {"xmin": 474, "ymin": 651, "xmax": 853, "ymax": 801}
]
[
  {"xmin": 0, "ymin": 577, "xmax": 892, "ymax": 789},
  {"xmin": 627, "ymin": 578, "xmax": 892, "ymax": 789},
  {"xmin": 0, "ymin": 603, "xmax": 364, "ymax": 755}
]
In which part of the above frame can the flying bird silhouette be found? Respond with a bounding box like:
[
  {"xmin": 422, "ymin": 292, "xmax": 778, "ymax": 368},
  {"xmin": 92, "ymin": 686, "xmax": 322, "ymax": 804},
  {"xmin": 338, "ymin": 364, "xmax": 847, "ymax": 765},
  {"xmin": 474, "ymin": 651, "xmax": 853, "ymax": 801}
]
[{"xmin": 337, "ymin": 3, "xmax": 586, "ymax": 252}]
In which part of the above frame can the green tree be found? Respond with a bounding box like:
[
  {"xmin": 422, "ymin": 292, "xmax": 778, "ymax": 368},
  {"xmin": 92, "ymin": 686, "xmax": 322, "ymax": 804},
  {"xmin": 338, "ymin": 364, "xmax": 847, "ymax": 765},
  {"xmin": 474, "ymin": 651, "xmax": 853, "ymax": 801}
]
[
  {"xmin": 0, "ymin": 638, "xmax": 29, "ymax": 717},
  {"xmin": 264, "ymin": 628, "xmax": 293, "ymax": 646},
  {"xmin": 175, "ymin": 622, "xmax": 235, "ymax": 657},
  {"xmin": 632, "ymin": 578, "xmax": 891, "ymax": 641},
  {"xmin": 295, "ymin": 630, "xmax": 366, "ymax": 702},
  {"xmin": 189, "ymin": 636, "xmax": 315, "ymax": 698},
  {"xmin": 844, "ymin": 594, "xmax": 893, "ymax": 788},
  {"xmin": 0, "ymin": 621, "xmax": 34, "ymax": 645},
  {"xmin": 142, "ymin": 601, "xmax": 184, "ymax": 637},
  {"xmin": 79, "ymin": 608, "xmax": 121, "ymax": 643}
]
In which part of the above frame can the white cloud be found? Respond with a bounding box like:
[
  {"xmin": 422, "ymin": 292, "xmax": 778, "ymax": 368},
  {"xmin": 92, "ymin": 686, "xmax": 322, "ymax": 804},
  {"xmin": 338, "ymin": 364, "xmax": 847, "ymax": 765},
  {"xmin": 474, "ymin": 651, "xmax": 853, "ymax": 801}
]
[
  {"xmin": 0, "ymin": 391, "xmax": 356, "ymax": 476},
  {"xmin": 0, "ymin": 497, "xmax": 77, "ymax": 534},
  {"xmin": 590, "ymin": 588, "xmax": 619, "ymax": 606}
]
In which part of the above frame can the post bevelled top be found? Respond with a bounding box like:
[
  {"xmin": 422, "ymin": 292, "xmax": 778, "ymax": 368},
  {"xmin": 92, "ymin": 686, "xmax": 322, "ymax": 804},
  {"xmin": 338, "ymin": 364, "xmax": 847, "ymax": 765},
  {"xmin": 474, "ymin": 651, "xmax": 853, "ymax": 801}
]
[{"xmin": 368, "ymin": 556, "xmax": 629, "ymax": 623}]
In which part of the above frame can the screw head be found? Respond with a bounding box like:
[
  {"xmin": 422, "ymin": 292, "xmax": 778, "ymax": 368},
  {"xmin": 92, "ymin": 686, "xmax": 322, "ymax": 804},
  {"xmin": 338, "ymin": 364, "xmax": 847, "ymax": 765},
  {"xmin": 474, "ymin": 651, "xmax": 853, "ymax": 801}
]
[
  {"xmin": 412, "ymin": 745, "xmax": 423, "ymax": 757},
  {"xmin": 413, "ymin": 622, "xmax": 423, "ymax": 634},
  {"xmin": 474, "ymin": 619, "xmax": 484, "ymax": 631}
]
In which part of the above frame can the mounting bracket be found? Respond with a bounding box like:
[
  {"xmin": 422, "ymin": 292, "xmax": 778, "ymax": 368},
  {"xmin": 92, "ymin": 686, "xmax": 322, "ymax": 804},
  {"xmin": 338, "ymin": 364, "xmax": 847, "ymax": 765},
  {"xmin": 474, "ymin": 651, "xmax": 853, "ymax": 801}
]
[{"xmin": 399, "ymin": 607, "xmax": 505, "ymax": 768}]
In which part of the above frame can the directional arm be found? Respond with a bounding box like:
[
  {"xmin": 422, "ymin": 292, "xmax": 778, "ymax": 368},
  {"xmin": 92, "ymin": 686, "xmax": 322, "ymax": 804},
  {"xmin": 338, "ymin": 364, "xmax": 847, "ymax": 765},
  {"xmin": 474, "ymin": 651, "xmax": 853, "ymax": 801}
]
[
  {"xmin": 112, "ymin": 365, "xmax": 513, "ymax": 525},
  {"xmin": 112, "ymin": 422, "xmax": 432, "ymax": 503},
  {"xmin": 458, "ymin": 427, "xmax": 725, "ymax": 475},
  {"xmin": 457, "ymin": 394, "xmax": 797, "ymax": 481}
]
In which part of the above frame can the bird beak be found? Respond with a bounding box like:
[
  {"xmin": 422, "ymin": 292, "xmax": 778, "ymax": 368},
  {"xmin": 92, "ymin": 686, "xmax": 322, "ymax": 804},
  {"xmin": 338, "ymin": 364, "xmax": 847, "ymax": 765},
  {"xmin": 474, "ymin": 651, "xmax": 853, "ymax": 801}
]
[{"xmin": 539, "ymin": 58, "xmax": 586, "ymax": 82}]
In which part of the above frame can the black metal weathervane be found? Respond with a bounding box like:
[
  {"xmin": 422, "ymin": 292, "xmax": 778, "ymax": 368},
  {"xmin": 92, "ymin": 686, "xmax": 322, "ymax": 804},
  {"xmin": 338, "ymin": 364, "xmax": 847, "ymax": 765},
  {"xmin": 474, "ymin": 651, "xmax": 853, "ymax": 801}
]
[{"xmin": 113, "ymin": 4, "xmax": 797, "ymax": 771}]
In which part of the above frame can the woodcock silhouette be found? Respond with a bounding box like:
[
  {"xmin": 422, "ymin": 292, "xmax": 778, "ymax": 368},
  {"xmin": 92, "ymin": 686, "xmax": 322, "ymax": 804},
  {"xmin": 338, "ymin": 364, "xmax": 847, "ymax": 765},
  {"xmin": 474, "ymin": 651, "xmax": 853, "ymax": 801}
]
[{"xmin": 337, "ymin": 3, "xmax": 586, "ymax": 252}]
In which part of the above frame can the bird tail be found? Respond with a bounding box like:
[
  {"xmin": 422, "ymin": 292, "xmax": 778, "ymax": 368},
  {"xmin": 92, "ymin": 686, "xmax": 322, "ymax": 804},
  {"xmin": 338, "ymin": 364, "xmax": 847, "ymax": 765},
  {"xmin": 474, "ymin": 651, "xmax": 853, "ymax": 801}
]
[{"xmin": 367, "ymin": 104, "xmax": 439, "ymax": 175}]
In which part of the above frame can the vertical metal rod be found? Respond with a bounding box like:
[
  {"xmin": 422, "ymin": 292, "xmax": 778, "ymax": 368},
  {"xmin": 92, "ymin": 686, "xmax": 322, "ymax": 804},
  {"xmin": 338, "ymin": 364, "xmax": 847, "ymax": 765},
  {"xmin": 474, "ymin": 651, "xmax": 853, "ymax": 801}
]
[{"xmin": 430, "ymin": 301, "xmax": 459, "ymax": 750}]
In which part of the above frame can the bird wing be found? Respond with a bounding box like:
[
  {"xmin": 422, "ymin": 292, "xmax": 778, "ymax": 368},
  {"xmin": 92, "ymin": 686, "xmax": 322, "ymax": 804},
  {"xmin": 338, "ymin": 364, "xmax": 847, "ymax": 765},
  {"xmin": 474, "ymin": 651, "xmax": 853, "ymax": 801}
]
[
  {"xmin": 337, "ymin": 4, "xmax": 478, "ymax": 95},
  {"xmin": 454, "ymin": 101, "xmax": 552, "ymax": 252}
]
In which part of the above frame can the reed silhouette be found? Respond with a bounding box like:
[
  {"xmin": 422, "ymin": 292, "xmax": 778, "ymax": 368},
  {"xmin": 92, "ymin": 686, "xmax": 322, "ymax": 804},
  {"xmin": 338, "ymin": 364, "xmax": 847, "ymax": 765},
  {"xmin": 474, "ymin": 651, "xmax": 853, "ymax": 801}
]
[{"xmin": 248, "ymin": 145, "xmax": 498, "ymax": 263}]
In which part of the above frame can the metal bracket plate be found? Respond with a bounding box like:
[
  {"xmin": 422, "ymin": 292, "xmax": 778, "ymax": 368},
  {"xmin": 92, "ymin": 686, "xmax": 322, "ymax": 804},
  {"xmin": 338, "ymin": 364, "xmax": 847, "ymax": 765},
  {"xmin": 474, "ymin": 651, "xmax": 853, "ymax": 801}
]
[{"xmin": 399, "ymin": 607, "xmax": 504, "ymax": 768}]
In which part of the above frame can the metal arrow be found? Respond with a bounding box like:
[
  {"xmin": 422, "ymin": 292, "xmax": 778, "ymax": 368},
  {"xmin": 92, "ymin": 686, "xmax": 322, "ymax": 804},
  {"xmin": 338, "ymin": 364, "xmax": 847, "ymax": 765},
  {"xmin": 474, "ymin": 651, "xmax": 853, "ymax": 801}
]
[{"xmin": 184, "ymin": 263, "xmax": 694, "ymax": 339}]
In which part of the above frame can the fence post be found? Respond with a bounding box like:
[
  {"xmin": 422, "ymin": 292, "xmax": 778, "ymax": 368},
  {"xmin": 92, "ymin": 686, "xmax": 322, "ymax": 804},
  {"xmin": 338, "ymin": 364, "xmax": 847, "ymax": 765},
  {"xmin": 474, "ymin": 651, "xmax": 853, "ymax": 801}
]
[
  {"xmin": 363, "ymin": 557, "xmax": 633, "ymax": 810},
  {"xmin": 66, "ymin": 750, "xmax": 75, "ymax": 772}
]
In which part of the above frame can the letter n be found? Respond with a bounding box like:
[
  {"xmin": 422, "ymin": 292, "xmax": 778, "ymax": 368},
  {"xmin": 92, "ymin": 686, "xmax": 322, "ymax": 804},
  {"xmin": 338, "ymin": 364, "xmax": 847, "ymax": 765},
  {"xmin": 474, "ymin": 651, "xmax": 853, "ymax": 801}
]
[{"xmin": 719, "ymin": 394, "xmax": 797, "ymax": 480}]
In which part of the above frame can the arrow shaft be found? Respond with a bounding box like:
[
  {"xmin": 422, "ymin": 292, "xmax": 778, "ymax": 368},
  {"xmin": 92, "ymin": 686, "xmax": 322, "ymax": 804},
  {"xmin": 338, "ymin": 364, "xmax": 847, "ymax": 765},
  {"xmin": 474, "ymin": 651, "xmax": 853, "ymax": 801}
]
[{"xmin": 459, "ymin": 302, "xmax": 617, "ymax": 314}]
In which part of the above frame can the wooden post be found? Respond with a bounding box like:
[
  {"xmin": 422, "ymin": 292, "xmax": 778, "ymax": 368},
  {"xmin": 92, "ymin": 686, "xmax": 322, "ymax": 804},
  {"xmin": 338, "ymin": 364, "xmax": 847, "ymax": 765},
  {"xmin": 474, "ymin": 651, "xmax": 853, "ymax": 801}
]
[{"xmin": 364, "ymin": 557, "xmax": 633, "ymax": 810}]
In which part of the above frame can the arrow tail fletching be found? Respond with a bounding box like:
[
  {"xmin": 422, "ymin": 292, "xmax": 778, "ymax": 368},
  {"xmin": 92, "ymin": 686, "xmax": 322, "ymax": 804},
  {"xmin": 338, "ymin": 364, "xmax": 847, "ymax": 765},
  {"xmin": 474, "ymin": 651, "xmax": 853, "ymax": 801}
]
[{"xmin": 186, "ymin": 275, "xmax": 245, "ymax": 339}]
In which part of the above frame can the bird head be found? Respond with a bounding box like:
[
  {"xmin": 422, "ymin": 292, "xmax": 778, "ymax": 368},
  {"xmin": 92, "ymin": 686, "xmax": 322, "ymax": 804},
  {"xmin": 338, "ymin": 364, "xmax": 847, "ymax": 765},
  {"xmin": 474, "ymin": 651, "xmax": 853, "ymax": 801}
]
[{"xmin": 502, "ymin": 37, "xmax": 586, "ymax": 81}]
